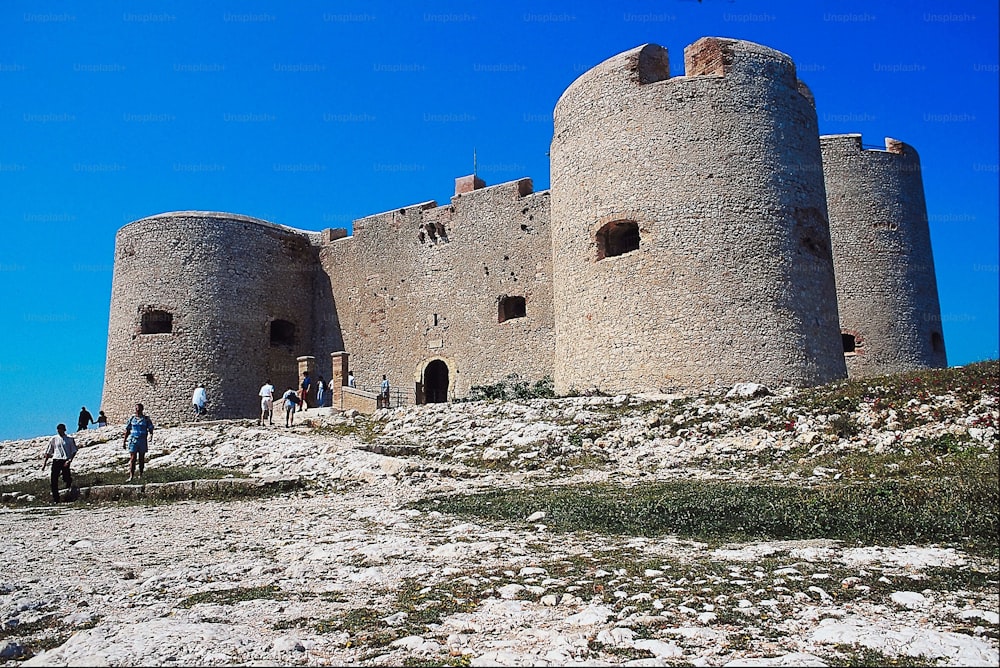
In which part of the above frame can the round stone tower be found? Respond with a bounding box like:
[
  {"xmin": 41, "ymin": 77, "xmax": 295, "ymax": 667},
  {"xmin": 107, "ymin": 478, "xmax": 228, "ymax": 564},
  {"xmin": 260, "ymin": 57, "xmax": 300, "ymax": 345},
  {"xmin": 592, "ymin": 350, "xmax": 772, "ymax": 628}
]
[
  {"xmin": 102, "ymin": 212, "xmax": 318, "ymax": 425},
  {"xmin": 821, "ymin": 134, "xmax": 947, "ymax": 377},
  {"xmin": 550, "ymin": 37, "xmax": 847, "ymax": 394}
]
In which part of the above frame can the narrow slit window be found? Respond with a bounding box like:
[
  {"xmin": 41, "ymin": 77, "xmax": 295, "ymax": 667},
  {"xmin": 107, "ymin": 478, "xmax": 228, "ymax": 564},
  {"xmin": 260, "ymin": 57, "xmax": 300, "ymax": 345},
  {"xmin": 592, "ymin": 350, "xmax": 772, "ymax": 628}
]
[{"xmin": 931, "ymin": 332, "xmax": 944, "ymax": 354}]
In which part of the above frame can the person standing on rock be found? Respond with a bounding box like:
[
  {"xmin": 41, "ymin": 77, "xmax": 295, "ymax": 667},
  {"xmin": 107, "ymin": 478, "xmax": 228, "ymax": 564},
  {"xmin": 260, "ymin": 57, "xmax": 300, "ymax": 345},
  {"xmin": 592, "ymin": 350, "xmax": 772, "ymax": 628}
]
[
  {"xmin": 96, "ymin": 410, "xmax": 108, "ymax": 428},
  {"xmin": 123, "ymin": 403, "xmax": 154, "ymax": 482},
  {"xmin": 259, "ymin": 379, "xmax": 275, "ymax": 426},
  {"xmin": 192, "ymin": 383, "xmax": 207, "ymax": 417},
  {"xmin": 77, "ymin": 406, "xmax": 95, "ymax": 432},
  {"xmin": 281, "ymin": 388, "xmax": 299, "ymax": 427},
  {"xmin": 42, "ymin": 423, "xmax": 77, "ymax": 503}
]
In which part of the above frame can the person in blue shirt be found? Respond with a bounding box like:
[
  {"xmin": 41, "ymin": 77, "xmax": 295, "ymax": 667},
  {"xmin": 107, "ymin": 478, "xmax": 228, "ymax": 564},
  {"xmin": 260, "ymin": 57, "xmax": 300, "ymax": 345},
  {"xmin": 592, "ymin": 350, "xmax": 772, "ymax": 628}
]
[
  {"xmin": 123, "ymin": 403, "xmax": 154, "ymax": 482},
  {"xmin": 380, "ymin": 375, "xmax": 390, "ymax": 409}
]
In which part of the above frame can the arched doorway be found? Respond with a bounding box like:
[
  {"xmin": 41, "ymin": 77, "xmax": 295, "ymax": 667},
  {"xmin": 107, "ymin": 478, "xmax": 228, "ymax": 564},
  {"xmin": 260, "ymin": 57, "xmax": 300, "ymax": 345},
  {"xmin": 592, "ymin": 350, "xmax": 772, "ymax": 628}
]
[{"xmin": 424, "ymin": 359, "xmax": 449, "ymax": 403}]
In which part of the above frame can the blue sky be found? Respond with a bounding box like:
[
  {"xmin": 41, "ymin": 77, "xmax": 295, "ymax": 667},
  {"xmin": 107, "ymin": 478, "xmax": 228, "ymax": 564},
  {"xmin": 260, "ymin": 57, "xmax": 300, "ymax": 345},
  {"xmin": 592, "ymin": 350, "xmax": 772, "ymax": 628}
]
[{"xmin": 1, "ymin": 0, "xmax": 997, "ymax": 441}]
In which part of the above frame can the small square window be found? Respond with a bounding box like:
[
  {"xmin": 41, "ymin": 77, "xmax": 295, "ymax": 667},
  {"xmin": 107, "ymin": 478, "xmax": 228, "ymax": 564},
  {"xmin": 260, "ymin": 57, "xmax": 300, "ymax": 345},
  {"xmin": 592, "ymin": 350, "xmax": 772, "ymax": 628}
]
[
  {"xmin": 498, "ymin": 296, "xmax": 526, "ymax": 323},
  {"xmin": 141, "ymin": 310, "xmax": 173, "ymax": 334}
]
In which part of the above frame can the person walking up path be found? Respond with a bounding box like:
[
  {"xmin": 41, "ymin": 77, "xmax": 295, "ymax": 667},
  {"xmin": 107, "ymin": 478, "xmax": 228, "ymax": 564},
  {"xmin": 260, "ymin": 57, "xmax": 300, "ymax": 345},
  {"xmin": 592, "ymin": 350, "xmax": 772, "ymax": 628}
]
[
  {"xmin": 123, "ymin": 403, "xmax": 154, "ymax": 482},
  {"xmin": 259, "ymin": 379, "xmax": 275, "ymax": 426},
  {"xmin": 281, "ymin": 388, "xmax": 299, "ymax": 427},
  {"xmin": 42, "ymin": 423, "xmax": 77, "ymax": 503},
  {"xmin": 77, "ymin": 407, "xmax": 94, "ymax": 432}
]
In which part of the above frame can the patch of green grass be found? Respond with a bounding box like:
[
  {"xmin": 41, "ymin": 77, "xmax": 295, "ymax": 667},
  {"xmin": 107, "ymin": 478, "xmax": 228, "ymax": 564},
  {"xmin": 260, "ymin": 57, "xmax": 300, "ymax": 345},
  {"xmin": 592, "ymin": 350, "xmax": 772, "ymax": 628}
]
[
  {"xmin": 0, "ymin": 616, "xmax": 58, "ymax": 641},
  {"xmin": 786, "ymin": 439, "xmax": 995, "ymax": 481},
  {"xmin": 0, "ymin": 616, "xmax": 76, "ymax": 662},
  {"xmin": 311, "ymin": 420, "xmax": 383, "ymax": 443},
  {"xmin": 827, "ymin": 413, "xmax": 860, "ymax": 438},
  {"xmin": 588, "ymin": 642, "xmax": 655, "ymax": 660},
  {"xmin": 402, "ymin": 657, "xmax": 471, "ymax": 667},
  {"xmin": 788, "ymin": 361, "xmax": 999, "ymax": 431},
  {"xmin": 312, "ymin": 577, "xmax": 485, "ymax": 650},
  {"xmin": 919, "ymin": 565, "xmax": 999, "ymax": 592},
  {"xmin": 124, "ymin": 466, "xmax": 248, "ymax": 485},
  {"xmin": 824, "ymin": 644, "xmax": 939, "ymax": 667},
  {"xmin": 410, "ymin": 474, "xmax": 998, "ymax": 556},
  {"xmin": 179, "ymin": 585, "xmax": 287, "ymax": 608},
  {"xmin": 458, "ymin": 374, "xmax": 556, "ymax": 402}
]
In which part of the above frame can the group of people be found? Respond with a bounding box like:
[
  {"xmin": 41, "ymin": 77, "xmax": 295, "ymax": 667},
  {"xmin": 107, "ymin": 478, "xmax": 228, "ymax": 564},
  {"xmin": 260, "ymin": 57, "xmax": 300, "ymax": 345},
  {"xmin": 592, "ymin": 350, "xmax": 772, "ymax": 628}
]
[
  {"xmin": 45, "ymin": 370, "xmax": 393, "ymax": 503},
  {"xmin": 44, "ymin": 402, "xmax": 153, "ymax": 503},
  {"xmin": 258, "ymin": 370, "xmax": 339, "ymax": 428},
  {"xmin": 76, "ymin": 406, "xmax": 108, "ymax": 432}
]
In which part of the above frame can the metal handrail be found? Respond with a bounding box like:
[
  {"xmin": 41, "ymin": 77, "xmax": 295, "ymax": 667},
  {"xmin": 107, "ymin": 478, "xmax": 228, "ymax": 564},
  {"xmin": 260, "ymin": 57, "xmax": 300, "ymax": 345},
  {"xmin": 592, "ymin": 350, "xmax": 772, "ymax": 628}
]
[{"xmin": 354, "ymin": 385, "xmax": 410, "ymax": 408}]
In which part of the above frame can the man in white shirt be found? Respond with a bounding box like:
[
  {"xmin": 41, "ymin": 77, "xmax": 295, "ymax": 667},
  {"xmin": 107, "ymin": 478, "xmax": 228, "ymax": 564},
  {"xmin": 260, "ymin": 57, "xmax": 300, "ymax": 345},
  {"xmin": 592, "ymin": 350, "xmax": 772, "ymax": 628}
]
[
  {"xmin": 42, "ymin": 423, "xmax": 77, "ymax": 503},
  {"xmin": 192, "ymin": 383, "xmax": 207, "ymax": 416},
  {"xmin": 259, "ymin": 380, "xmax": 275, "ymax": 426}
]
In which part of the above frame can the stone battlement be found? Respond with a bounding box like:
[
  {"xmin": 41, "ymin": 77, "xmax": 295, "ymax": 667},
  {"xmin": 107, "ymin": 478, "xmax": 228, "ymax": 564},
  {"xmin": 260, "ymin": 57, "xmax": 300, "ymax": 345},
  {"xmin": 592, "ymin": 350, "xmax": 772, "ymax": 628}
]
[
  {"xmin": 821, "ymin": 133, "xmax": 919, "ymax": 159},
  {"xmin": 102, "ymin": 36, "xmax": 946, "ymax": 424},
  {"xmin": 327, "ymin": 177, "xmax": 538, "ymax": 245}
]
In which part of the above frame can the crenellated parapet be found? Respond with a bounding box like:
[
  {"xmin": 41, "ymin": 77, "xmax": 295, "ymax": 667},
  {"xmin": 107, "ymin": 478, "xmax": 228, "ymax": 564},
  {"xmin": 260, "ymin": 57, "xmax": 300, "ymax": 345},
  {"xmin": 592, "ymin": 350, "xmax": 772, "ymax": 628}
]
[
  {"xmin": 550, "ymin": 36, "xmax": 845, "ymax": 394},
  {"xmin": 315, "ymin": 176, "xmax": 554, "ymax": 400},
  {"xmin": 102, "ymin": 36, "xmax": 948, "ymax": 420}
]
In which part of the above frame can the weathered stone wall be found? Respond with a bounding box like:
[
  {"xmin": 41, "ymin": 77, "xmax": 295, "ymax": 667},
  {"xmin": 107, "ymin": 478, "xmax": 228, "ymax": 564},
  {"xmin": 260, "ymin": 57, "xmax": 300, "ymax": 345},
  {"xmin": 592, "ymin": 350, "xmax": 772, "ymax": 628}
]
[
  {"xmin": 101, "ymin": 37, "xmax": 950, "ymax": 414},
  {"xmin": 821, "ymin": 134, "xmax": 947, "ymax": 377},
  {"xmin": 318, "ymin": 178, "xmax": 554, "ymax": 400},
  {"xmin": 550, "ymin": 38, "xmax": 847, "ymax": 394},
  {"xmin": 102, "ymin": 213, "xmax": 317, "ymax": 425},
  {"xmin": 341, "ymin": 387, "xmax": 378, "ymax": 414}
]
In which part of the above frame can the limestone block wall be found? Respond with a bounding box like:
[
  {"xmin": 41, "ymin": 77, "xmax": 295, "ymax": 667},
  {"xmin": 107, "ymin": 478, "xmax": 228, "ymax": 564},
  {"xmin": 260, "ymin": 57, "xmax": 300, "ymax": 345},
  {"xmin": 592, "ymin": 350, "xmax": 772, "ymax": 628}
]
[
  {"xmin": 102, "ymin": 212, "xmax": 317, "ymax": 424},
  {"xmin": 821, "ymin": 134, "xmax": 947, "ymax": 377},
  {"xmin": 318, "ymin": 178, "xmax": 554, "ymax": 401},
  {"xmin": 340, "ymin": 387, "xmax": 378, "ymax": 414},
  {"xmin": 550, "ymin": 38, "xmax": 847, "ymax": 394}
]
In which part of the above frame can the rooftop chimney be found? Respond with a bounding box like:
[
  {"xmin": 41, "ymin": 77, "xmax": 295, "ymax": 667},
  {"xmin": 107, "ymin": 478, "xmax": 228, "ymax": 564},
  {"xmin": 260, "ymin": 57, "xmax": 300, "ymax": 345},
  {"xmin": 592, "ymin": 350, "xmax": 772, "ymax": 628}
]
[{"xmin": 455, "ymin": 174, "xmax": 486, "ymax": 196}]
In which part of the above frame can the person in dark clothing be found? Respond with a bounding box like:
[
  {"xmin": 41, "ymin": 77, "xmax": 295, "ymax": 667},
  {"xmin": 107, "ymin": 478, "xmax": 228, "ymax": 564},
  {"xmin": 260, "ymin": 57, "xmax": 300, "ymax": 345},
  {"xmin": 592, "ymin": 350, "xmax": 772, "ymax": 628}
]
[
  {"xmin": 77, "ymin": 407, "xmax": 95, "ymax": 432},
  {"xmin": 299, "ymin": 371, "xmax": 311, "ymax": 412}
]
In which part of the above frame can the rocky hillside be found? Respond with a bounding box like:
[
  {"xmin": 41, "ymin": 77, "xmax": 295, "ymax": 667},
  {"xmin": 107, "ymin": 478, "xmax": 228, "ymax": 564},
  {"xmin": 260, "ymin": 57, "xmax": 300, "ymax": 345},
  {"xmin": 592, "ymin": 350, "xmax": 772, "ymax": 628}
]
[{"xmin": 1, "ymin": 362, "xmax": 997, "ymax": 666}]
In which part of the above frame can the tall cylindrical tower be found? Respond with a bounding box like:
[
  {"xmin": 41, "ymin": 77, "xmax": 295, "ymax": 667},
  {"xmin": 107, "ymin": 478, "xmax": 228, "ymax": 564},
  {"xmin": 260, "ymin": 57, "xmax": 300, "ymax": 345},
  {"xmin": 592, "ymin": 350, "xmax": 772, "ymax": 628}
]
[
  {"xmin": 550, "ymin": 37, "xmax": 847, "ymax": 394},
  {"xmin": 821, "ymin": 135, "xmax": 947, "ymax": 377},
  {"xmin": 102, "ymin": 212, "xmax": 318, "ymax": 425}
]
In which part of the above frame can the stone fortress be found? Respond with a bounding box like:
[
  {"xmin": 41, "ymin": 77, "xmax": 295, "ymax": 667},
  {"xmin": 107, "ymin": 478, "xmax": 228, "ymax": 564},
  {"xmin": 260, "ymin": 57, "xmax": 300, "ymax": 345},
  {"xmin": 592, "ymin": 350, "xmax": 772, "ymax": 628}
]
[{"xmin": 102, "ymin": 37, "xmax": 947, "ymax": 425}]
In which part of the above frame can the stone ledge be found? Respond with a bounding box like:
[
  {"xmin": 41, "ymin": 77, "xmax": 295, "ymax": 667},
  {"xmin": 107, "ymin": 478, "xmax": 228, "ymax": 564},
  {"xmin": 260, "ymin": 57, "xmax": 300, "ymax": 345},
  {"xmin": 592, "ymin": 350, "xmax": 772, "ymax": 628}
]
[{"xmin": 59, "ymin": 475, "xmax": 302, "ymax": 502}]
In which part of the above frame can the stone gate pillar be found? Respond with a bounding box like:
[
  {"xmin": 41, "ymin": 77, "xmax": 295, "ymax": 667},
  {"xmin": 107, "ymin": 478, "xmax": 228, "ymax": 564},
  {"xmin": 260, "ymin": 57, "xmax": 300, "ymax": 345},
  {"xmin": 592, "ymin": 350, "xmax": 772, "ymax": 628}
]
[
  {"xmin": 330, "ymin": 351, "xmax": 349, "ymax": 410},
  {"xmin": 297, "ymin": 355, "xmax": 315, "ymax": 406}
]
